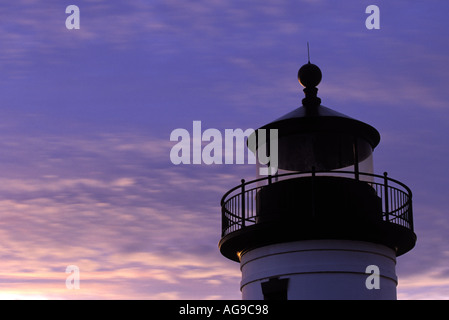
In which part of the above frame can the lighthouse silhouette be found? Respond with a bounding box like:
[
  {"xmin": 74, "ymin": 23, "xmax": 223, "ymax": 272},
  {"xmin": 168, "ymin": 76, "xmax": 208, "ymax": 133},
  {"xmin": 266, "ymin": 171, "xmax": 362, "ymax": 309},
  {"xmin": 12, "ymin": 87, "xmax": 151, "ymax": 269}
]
[{"xmin": 218, "ymin": 60, "xmax": 416, "ymax": 300}]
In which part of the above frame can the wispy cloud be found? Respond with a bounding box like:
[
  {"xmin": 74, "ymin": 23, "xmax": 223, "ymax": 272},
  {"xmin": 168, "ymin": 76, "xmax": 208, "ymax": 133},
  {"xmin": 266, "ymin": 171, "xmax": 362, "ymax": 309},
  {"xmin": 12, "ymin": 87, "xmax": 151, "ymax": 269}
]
[
  {"xmin": 0, "ymin": 0, "xmax": 447, "ymax": 300},
  {"xmin": 0, "ymin": 131, "xmax": 242, "ymax": 299}
]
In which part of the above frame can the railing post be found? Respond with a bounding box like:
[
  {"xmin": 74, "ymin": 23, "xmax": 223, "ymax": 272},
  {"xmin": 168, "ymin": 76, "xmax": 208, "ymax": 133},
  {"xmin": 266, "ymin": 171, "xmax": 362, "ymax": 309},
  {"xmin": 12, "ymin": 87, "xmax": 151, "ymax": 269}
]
[
  {"xmin": 383, "ymin": 172, "xmax": 389, "ymax": 222},
  {"xmin": 311, "ymin": 166, "xmax": 316, "ymax": 217},
  {"xmin": 241, "ymin": 179, "xmax": 246, "ymax": 228},
  {"xmin": 353, "ymin": 138, "xmax": 360, "ymax": 181},
  {"xmin": 221, "ymin": 206, "xmax": 226, "ymax": 237}
]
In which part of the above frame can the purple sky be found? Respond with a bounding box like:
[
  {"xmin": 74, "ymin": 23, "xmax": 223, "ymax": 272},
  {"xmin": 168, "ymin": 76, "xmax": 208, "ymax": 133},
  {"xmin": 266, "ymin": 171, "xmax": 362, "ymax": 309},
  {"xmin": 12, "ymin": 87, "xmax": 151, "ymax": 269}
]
[{"xmin": 0, "ymin": 0, "xmax": 447, "ymax": 299}]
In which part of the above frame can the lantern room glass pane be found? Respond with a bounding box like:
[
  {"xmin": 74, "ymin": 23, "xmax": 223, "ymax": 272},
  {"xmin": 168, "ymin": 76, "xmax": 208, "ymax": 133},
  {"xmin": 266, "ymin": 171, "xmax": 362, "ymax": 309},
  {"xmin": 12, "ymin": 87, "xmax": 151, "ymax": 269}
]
[{"xmin": 255, "ymin": 134, "xmax": 374, "ymax": 181}]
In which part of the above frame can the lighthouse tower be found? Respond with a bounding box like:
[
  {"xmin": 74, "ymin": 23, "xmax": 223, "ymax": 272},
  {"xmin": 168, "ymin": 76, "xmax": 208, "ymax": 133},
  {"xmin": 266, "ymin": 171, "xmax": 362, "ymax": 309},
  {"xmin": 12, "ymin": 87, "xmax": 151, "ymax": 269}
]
[{"xmin": 218, "ymin": 61, "xmax": 416, "ymax": 300}]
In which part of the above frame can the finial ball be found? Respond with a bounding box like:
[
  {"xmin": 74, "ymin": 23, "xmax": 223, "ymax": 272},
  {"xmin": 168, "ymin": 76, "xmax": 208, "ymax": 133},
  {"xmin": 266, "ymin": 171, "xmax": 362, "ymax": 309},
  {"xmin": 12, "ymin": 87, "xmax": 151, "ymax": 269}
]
[{"xmin": 298, "ymin": 63, "xmax": 322, "ymax": 88}]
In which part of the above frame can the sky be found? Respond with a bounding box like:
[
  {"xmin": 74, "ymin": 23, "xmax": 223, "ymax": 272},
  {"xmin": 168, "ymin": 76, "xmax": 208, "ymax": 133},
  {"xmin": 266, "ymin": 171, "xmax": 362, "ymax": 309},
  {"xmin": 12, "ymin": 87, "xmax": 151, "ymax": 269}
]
[{"xmin": 0, "ymin": 0, "xmax": 447, "ymax": 300}]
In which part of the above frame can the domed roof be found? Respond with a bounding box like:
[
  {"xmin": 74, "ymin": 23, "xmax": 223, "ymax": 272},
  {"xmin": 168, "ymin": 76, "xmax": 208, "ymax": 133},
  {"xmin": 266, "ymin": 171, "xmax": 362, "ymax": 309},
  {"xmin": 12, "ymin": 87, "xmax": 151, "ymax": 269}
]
[{"xmin": 251, "ymin": 62, "xmax": 381, "ymax": 150}]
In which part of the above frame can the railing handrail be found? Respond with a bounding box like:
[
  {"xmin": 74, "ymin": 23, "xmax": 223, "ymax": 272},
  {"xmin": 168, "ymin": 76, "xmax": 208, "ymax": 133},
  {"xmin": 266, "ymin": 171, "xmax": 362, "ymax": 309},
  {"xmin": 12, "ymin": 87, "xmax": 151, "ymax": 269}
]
[{"xmin": 221, "ymin": 170, "xmax": 412, "ymax": 206}]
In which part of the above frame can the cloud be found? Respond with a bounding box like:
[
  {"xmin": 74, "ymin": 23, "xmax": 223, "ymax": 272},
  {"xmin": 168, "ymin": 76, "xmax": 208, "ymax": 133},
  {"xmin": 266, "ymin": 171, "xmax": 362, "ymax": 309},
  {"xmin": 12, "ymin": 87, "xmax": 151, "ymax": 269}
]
[
  {"xmin": 0, "ymin": 0, "xmax": 447, "ymax": 300},
  {"xmin": 0, "ymin": 120, "xmax": 445, "ymax": 299},
  {"xmin": 398, "ymin": 266, "xmax": 449, "ymax": 300},
  {"xmin": 0, "ymin": 131, "xmax": 242, "ymax": 299}
]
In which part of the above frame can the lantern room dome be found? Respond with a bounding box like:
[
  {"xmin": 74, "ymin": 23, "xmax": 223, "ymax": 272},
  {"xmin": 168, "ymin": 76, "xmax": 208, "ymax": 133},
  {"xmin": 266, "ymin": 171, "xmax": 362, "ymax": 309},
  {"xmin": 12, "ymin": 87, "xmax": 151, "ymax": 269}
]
[{"xmin": 249, "ymin": 62, "xmax": 380, "ymax": 172}]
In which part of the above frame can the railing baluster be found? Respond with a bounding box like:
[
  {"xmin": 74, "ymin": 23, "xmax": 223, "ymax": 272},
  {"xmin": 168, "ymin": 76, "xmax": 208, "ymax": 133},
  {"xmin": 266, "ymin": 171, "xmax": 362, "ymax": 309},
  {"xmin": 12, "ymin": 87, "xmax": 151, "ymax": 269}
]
[
  {"xmin": 251, "ymin": 189, "xmax": 254, "ymax": 220},
  {"xmin": 383, "ymin": 172, "xmax": 389, "ymax": 222},
  {"xmin": 311, "ymin": 166, "xmax": 316, "ymax": 217},
  {"xmin": 241, "ymin": 179, "xmax": 246, "ymax": 228},
  {"xmin": 234, "ymin": 197, "xmax": 236, "ymax": 223},
  {"xmin": 246, "ymin": 194, "xmax": 248, "ymax": 220},
  {"xmin": 395, "ymin": 189, "xmax": 398, "ymax": 222}
]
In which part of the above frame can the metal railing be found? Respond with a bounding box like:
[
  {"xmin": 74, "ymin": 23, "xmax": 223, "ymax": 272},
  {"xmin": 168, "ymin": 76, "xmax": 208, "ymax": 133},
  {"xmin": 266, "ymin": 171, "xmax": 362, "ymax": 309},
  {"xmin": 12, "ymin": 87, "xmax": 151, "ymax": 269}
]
[{"xmin": 221, "ymin": 170, "xmax": 413, "ymax": 237}]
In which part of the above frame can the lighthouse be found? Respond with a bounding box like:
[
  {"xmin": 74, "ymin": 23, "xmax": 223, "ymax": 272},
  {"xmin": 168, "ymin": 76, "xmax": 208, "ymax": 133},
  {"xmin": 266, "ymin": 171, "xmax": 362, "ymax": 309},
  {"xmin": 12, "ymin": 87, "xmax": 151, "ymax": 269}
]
[{"xmin": 218, "ymin": 61, "xmax": 416, "ymax": 300}]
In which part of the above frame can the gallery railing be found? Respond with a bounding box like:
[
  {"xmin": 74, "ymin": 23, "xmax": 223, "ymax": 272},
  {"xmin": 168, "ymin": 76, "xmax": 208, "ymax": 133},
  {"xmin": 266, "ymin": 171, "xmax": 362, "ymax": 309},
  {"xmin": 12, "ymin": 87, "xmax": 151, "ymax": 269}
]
[{"xmin": 221, "ymin": 170, "xmax": 413, "ymax": 237}]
